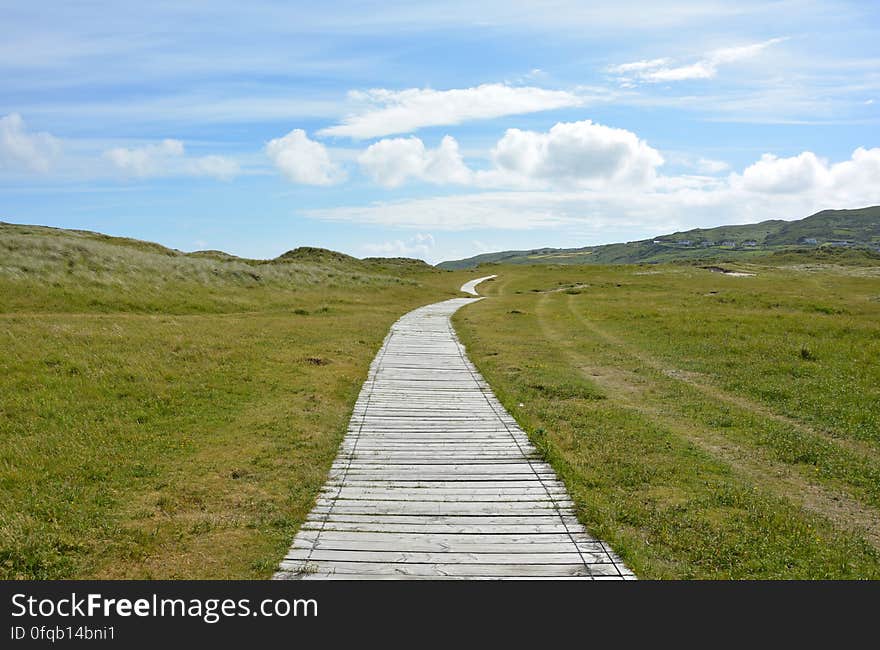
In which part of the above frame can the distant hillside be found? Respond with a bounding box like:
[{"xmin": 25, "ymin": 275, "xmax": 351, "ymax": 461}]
[
  {"xmin": 276, "ymin": 246, "xmax": 432, "ymax": 270},
  {"xmin": 0, "ymin": 221, "xmax": 451, "ymax": 313},
  {"xmin": 0, "ymin": 223, "xmax": 434, "ymax": 272},
  {"xmin": 437, "ymin": 206, "xmax": 880, "ymax": 269}
]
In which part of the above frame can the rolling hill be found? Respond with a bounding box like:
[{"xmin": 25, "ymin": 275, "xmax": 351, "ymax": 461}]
[{"xmin": 437, "ymin": 206, "xmax": 880, "ymax": 269}]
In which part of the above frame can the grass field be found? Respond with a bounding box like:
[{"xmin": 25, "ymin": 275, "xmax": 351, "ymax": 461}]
[
  {"xmin": 4, "ymin": 221, "xmax": 880, "ymax": 579},
  {"xmin": 0, "ymin": 223, "xmax": 470, "ymax": 579},
  {"xmin": 453, "ymin": 261, "xmax": 880, "ymax": 578}
]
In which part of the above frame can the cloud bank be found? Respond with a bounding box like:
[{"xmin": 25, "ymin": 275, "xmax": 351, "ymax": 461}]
[
  {"xmin": 305, "ymin": 146, "xmax": 880, "ymax": 233},
  {"xmin": 104, "ymin": 139, "xmax": 240, "ymax": 180}
]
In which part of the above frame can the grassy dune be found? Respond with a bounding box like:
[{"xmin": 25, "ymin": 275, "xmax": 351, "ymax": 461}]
[
  {"xmin": 454, "ymin": 262, "xmax": 880, "ymax": 578},
  {"xmin": 0, "ymin": 223, "xmax": 470, "ymax": 579}
]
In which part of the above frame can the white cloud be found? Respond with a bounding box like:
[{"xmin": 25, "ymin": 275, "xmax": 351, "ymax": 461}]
[
  {"xmin": 0, "ymin": 113, "xmax": 61, "ymax": 173},
  {"xmin": 710, "ymin": 40, "xmax": 785, "ymax": 66},
  {"xmin": 607, "ymin": 58, "xmax": 672, "ymax": 74},
  {"xmin": 104, "ymin": 139, "xmax": 184, "ymax": 177},
  {"xmin": 104, "ymin": 139, "xmax": 238, "ymax": 180},
  {"xmin": 353, "ymin": 120, "xmax": 664, "ymax": 191},
  {"xmin": 358, "ymin": 136, "xmax": 471, "ymax": 187},
  {"xmin": 735, "ymin": 151, "xmax": 828, "ymax": 194},
  {"xmin": 489, "ymin": 120, "xmax": 664, "ymax": 187},
  {"xmin": 611, "ymin": 37, "xmax": 787, "ymax": 84},
  {"xmin": 645, "ymin": 61, "xmax": 716, "ymax": 82},
  {"xmin": 186, "ymin": 154, "xmax": 240, "ymax": 181},
  {"xmin": 318, "ymin": 84, "xmax": 584, "ymax": 139},
  {"xmin": 362, "ymin": 233, "xmax": 436, "ymax": 260},
  {"xmin": 265, "ymin": 129, "xmax": 344, "ymax": 185},
  {"xmin": 733, "ymin": 147, "xmax": 880, "ymax": 200}
]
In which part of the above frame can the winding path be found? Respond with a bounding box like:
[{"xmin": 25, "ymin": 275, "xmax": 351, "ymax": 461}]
[{"xmin": 275, "ymin": 276, "xmax": 633, "ymax": 579}]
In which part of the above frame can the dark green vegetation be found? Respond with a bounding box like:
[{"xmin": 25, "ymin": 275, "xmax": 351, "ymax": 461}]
[
  {"xmin": 0, "ymin": 222, "xmax": 470, "ymax": 578},
  {"xmin": 453, "ymin": 261, "xmax": 880, "ymax": 578},
  {"xmin": 438, "ymin": 206, "xmax": 880, "ymax": 268}
]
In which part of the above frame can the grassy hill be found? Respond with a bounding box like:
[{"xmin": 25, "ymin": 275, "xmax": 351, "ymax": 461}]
[
  {"xmin": 0, "ymin": 222, "xmax": 470, "ymax": 579},
  {"xmin": 438, "ymin": 206, "xmax": 880, "ymax": 269}
]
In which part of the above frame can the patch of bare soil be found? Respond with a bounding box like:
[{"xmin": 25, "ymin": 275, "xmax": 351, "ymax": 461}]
[{"xmin": 702, "ymin": 265, "xmax": 755, "ymax": 277}]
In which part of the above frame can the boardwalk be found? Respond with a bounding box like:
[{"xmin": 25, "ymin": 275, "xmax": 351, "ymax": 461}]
[{"xmin": 275, "ymin": 276, "xmax": 634, "ymax": 579}]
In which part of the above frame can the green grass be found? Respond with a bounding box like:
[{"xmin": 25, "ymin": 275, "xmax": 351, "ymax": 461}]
[
  {"xmin": 0, "ymin": 223, "xmax": 471, "ymax": 579},
  {"xmin": 454, "ymin": 261, "xmax": 880, "ymax": 578},
  {"xmin": 5, "ymin": 220, "xmax": 880, "ymax": 579}
]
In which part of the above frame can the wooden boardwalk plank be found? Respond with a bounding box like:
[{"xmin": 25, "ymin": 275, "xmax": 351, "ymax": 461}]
[{"xmin": 274, "ymin": 275, "xmax": 634, "ymax": 580}]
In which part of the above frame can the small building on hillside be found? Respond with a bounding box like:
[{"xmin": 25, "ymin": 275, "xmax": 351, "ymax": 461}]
[
  {"xmin": 720, "ymin": 240, "xmax": 736, "ymax": 247},
  {"xmin": 742, "ymin": 240, "xmax": 758, "ymax": 247},
  {"xmin": 802, "ymin": 237, "xmax": 819, "ymax": 245}
]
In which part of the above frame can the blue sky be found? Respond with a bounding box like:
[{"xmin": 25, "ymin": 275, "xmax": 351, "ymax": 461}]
[{"xmin": 1, "ymin": 1, "xmax": 879, "ymax": 263}]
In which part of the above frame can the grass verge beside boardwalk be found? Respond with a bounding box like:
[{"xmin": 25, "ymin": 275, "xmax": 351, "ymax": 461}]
[
  {"xmin": 453, "ymin": 264, "xmax": 880, "ymax": 578},
  {"xmin": 0, "ymin": 224, "xmax": 471, "ymax": 578}
]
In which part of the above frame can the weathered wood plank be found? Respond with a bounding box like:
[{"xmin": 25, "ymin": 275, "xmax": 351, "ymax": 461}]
[
  {"xmin": 285, "ymin": 549, "xmax": 594, "ymax": 564},
  {"xmin": 277, "ymin": 561, "xmax": 601, "ymax": 577},
  {"xmin": 292, "ymin": 540, "xmax": 612, "ymax": 558}
]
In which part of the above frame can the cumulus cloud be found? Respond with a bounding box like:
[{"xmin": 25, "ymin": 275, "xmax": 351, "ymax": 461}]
[
  {"xmin": 318, "ymin": 84, "xmax": 584, "ymax": 139},
  {"xmin": 0, "ymin": 113, "xmax": 61, "ymax": 173},
  {"xmin": 362, "ymin": 233, "xmax": 436, "ymax": 260},
  {"xmin": 265, "ymin": 129, "xmax": 344, "ymax": 185},
  {"xmin": 358, "ymin": 136, "xmax": 471, "ymax": 187},
  {"xmin": 735, "ymin": 151, "xmax": 828, "ymax": 194},
  {"xmin": 489, "ymin": 120, "xmax": 664, "ymax": 187},
  {"xmin": 733, "ymin": 147, "xmax": 880, "ymax": 201},
  {"xmin": 610, "ymin": 37, "xmax": 786, "ymax": 84},
  {"xmin": 104, "ymin": 139, "xmax": 239, "ymax": 180},
  {"xmin": 353, "ymin": 120, "xmax": 663, "ymax": 190}
]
